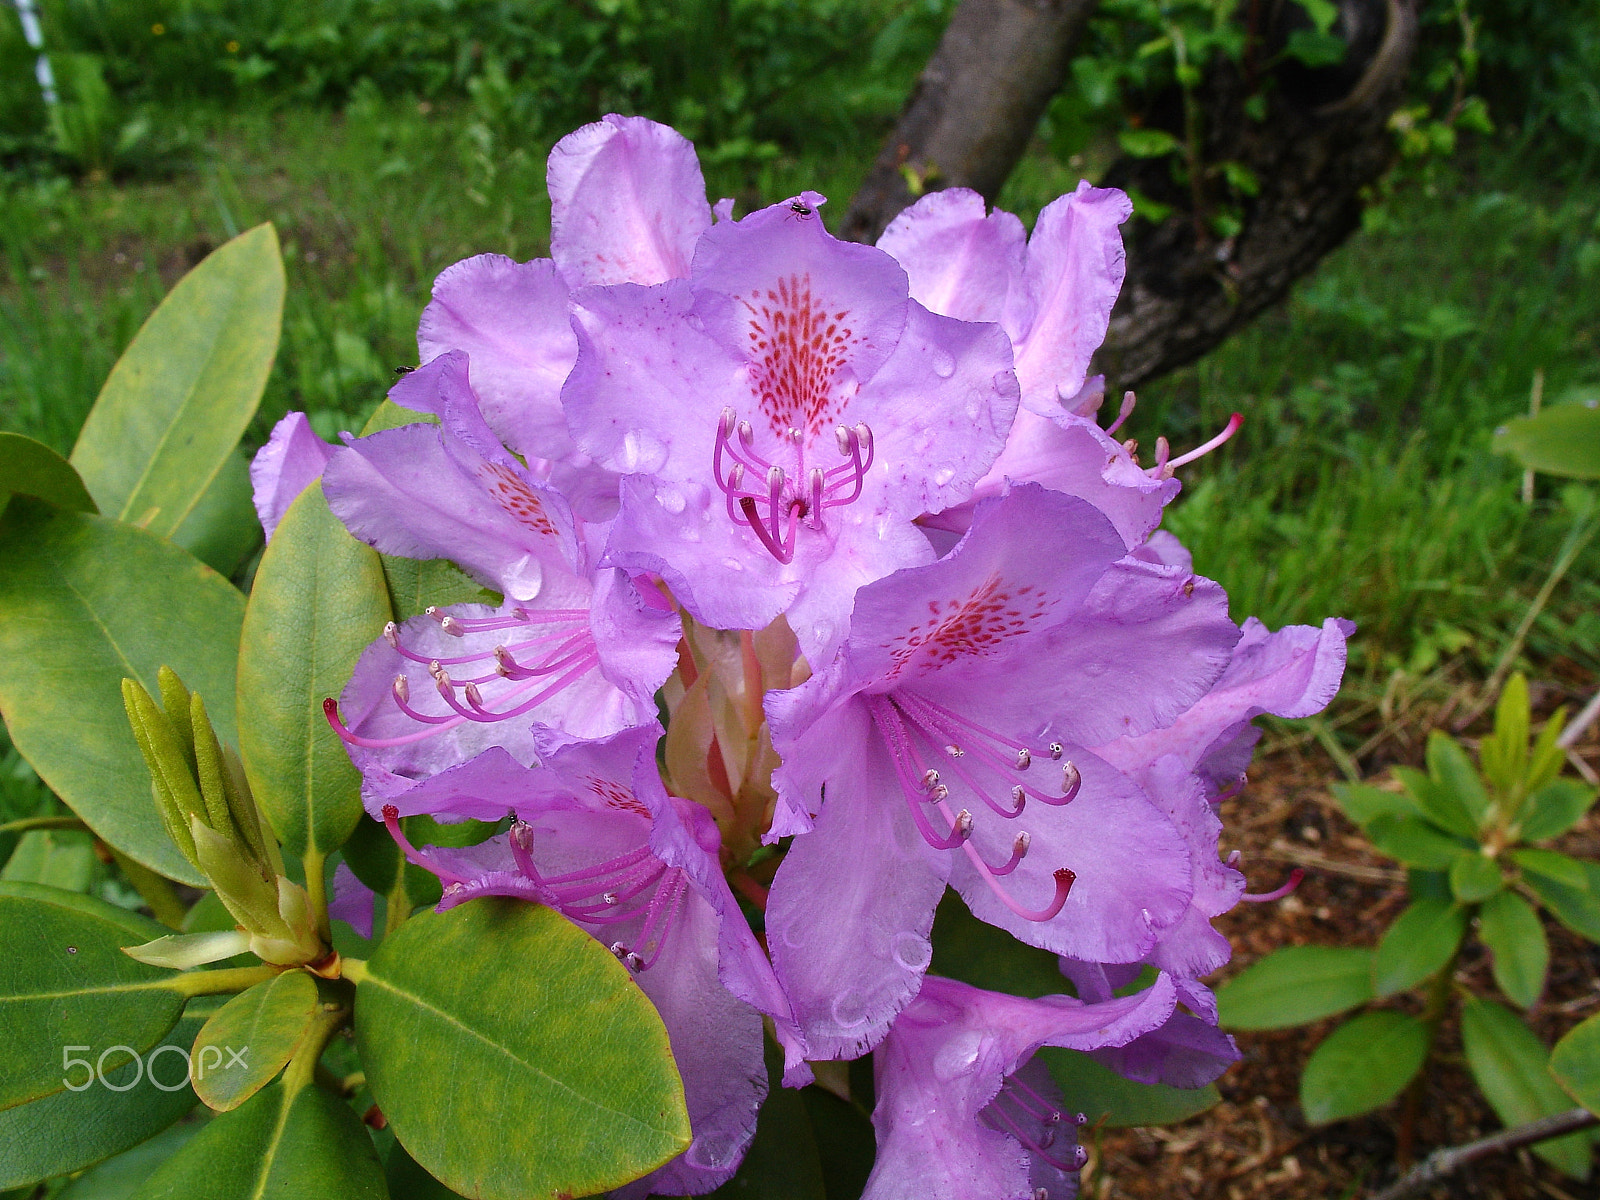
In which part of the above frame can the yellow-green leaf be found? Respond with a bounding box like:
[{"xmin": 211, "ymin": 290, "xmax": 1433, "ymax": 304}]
[{"xmin": 70, "ymin": 224, "xmax": 284, "ymax": 538}]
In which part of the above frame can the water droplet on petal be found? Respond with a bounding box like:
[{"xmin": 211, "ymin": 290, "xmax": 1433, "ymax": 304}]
[
  {"xmin": 831, "ymin": 990, "xmax": 870, "ymax": 1030},
  {"xmin": 620, "ymin": 429, "xmax": 669, "ymax": 474},
  {"xmin": 891, "ymin": 931, "xmax": 932, "ymax": 972},
  {"xmin": 685, "ymin": 1129, "xmax": 742, "ymax": 1170},
  {"xmin": 1082, "ymin": 660, "xmax": 1107, "ymax": 677},
  {"xmin": 720, "ymin": 556, "xmax": 745, "ymax": 573},
  {"xmin": 931, "ymin": 466, "xmax": 955, "ymax": 487},
  {"xmin": 658, "ymin": 485, "xmax": 687, "ymax": 515},
  {"xmin": 933, "ymin": 1030, "xmax": 986, "ymax": 1081},
  {"xmin": 930, "ymin": 348, "xmax": 955, "ymax": 378}
]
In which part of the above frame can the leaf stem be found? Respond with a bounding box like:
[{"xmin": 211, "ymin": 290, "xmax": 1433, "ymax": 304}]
[
  {"xmin": 283, "ymin": 999, "xmax": 351, "ymax": 1096},
  {"xmin": 0, "ymin": 815, "xmax": 87, "ymax": 835},
  {"xmin": 385, "ymin": 871, "xmax": 411, "ymax": 937},
  {"xmin": 169, "ymin": 962, "xmax": 283, "ymax": 997},
  {"xmin": 304, "ymin": 848, "xmax": 331, "ymax": 943}
]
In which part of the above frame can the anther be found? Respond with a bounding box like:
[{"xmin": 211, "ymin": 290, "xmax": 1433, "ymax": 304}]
[
  {"xmin": 392, "ymin": 675, "xmax": 410, "ymax": 703},
  {"xmin": 1015, "ymin": 748, "xmax": 1031, "ymax": 770},
  {"xmin": 836, "ymin": 425, "xmax": 853, "ymax": 456},
  {"xmin": 1105, "ymin": 389, "xmax": 1137, "ymax": 435},
  {"xmin": 944, "ymin": 744, "xmax": 964, "ymax": 758},
  {"xmin": 766, "ymin": 464, "xmax": 785, "ymax": 492},
  {"xmin": 953, "ymin": 810, "xmax": 974, "ymax": 840},
  {"xmin": 737, "ymin": 420, "xmax": 754, "ymax": 443},
  {"xmin": 464, "ymin": 682, "xmax": 485, "ymax": 708},
  {"xmin": 922, "ymin": 768, "xmax": 941, "ymax": 790},
  {"xmin": 728, "ymin": 461, "xmax": 745, "ymax": 491},
  {"xmin": 989, "ymin": 830, "xmax": 1031, "ymax": 876},
  {"xmin": 610, "ymin": 941, "xmax": 628, "ymax": 961},
  {"xmin": 493, "ymin": 645, "xmax": 516, "ymax": 675},
  {"xmin": 1034, "ymin": 1189, "xmax": 1050, "ymax": 1200},
  {"xmin": 1048, "ymin": 742, "xmax": 1064, "ymax": 760},
  {"xmin": 929, "ymin": 784, "xmax": 950, "ymax": 803},
  {"xmin": 427, "ymin": 660, "xmax": 449, "ymax": 687},
  {"xmin": 1010, "ymin": 784, "xmax": 1026, "ymax": 807},
  {"xmin": 425, "ymin": 606, "xmax": 441, "ymax": 620},
  {"xmin": 719, "ymin": 407, "xmax": 737, "ymax": 438},
  {"xmin": 624, "ymin": 951, "xmax": 644, "ymax": 972},
  {"xmin": 602, "ymin": 891, "xmax": 619, "ymax": 905},
  {"xmin": 1225, "ymin": 849, "xmax": 1242, "ymax": 867},
  {"xmin": 439, "ymin": 615, "xmax": 466, "ymax": 637},
  {"xmin": 1061, "ymin": 761, "xmax": 1081, "ymax": 801},
  {"xmin": 383, "ymin": 621, "xmax": 400, "ymax": 648},
  {"xmin": 854, "ymin": 423, "xmax": 873, "ymax": 457}
]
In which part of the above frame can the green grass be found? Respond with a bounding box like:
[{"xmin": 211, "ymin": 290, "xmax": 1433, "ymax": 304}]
[{"xmin": 2, "ymin": 101, "xmax": 1597, "ymax": 699}]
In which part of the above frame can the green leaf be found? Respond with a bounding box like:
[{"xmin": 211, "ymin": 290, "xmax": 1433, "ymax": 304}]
[
  {"xmin": 1373, "ymin": 898, "xmax": 1468, "ymax": 997},
  {"xmin": 1117, "ymin": 128, "xmax": 1180, "ymax": 158},
  {"xmin": 1392, "ymin": 765, "xmax": 1479, "ymax": 839},
  {"xmin": 69, "ymin": 225, "xmax": 284, "ymax": 538},
  {"xmin": 1300, "ymin": 1012, "xmax": 1429, "ymax": 1124},
  {"xmin": 237, "ymin": 482, "xmax": 389, "ymax": 859},
  {"xmin": 387, "ymin": 1142, "xmax": 471, "ymax": 1200},
  {"xmin": 0, "ymin": 999, "xmax": 214, "ymax": 1190},
  {"xmin": 1525, "ymin": 860, "xmax": 1600, "ymax": 942},
  {"xmin": 1461, "ymin": 997, "xmax": 1593, "ymax": 1179},
  {"xmin": 799, "ymin": 1085, "xmax": 876, "ymax": 1200},
  {"xmin": 1364, "ymin": 814, "xmax": 1468, "ymax": 870},
  {"xmin": 0, "ymin": 882, "xmax": 183, "ymax": 1111},
  {"xmin": 1517, "ymin": 780, "xmax": 1598, "ymax": 842},
  {"xmin": 1479, "ymin": 890, "xmax": 1549, "ymax": 1008},
  {"xmin": 360, "ymin": 399, "xmax": 429, "ymax": 436},
  {"xmin": 353, "ymin": 898, "xmax": 690, "ymax": 1200},
  {"xmin": 128, "ymin": 1077, "xmax": 386, "ymax": 1199},
  {"xmin": 0, "ymin": 432, "xmax": 96, "ymax": 514},
  {"xmin": 1215, "ymin": 946, "xmax": 1374, "ymax": 1030},
  {"xmin": 169, "ymin": 451, "xmax": 261, "ymax": 579},
  {"xmin": 708, "ymin": 1039, "xmax": 827, "ymax": 1199},
  {"xmin": 929, "ymin": 889, "xmax": 1068, "ymax": 999},
  {"xmin": 1511, "ymin": 848, "xmax": 1589, "ymax": 888},
  {"xmin": 1041, "ymin": 1048, "xmax": 1220, "ymax": 1127},
  {"xmin": 1449, "ymin": 850, "xmax": 1504, "ymax": 903},
  {"xmin": 1527, "ymin": 709, "xmax": 1571, "ymax": 793},
  {"xmin": 1481, "ymin": 673, "xmax": 1531, "ymax": 798},
  {"xmin": 381, "ymin": 556, "xmax": 497, "ymax": 623},
  {"xmin": 53, "ymin": 1115, "xmax": 207, "ymax": 1200},
  {"xmin": 342, "ymin": 812, "xmax": 501, "ymax": 911},
  {"xmin": 1, "ymin": 829, "xmax": 97, "ymax": 892},
  {"xmin": 1493, "ymin": 402, "xmax": 1600, "ymax": 481},
  {"xmin": 1552, "ymin": 1012, "xmax": 1600, "ymax": 1116},
  {"xmin": 190, "ymin": 971, "xmax": 319, "ymax": 1112},
  {"xmin": 1284, "ymin": 28, "xmax": 1347, "ymax": 67},
  {"xmin": 1426, "ymin": 732, "xmax": 1492, "ymax": 828},
  {"xmin": 0, "ymin": 503, "xmax": 244, "ymax": 884},
  {"xmin": 1330, "ymin": 782, "xmax": 1418, "ymax": 827}
]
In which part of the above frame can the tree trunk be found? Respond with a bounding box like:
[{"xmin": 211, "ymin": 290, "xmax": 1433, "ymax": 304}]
[
  {"xmin": 837, "ymin": 0, "xmax": 1101, "ymax": 245},
  {"xmin": 842, "ymin": 0, "xmax": 1419, "ymax": 394},
  {"xmin": 1096, "ymin": 0, "xmax": 1419, "ymax": 390}
]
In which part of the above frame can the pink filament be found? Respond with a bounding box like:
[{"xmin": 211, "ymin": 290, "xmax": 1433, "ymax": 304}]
[
  {"xmin": 1162, "ymin": 412, "xmax": 1243, "ymax": 474},
  {"xmin": 1241, "ymin": 867, "xmax": 1304, "ymax": 903}
]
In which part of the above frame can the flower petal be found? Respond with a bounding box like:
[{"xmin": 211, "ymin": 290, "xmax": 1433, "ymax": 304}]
[
  {"xmin": 250, "ymin": 411, "xmax": 332, "ymax": 542},
  {"xmin": 876, "ymin": 187, "xmax": 1026, "ymax": 326},
  {"xmin": 548, "ymin": 114, "xmax": 712, "ymax": 287}
]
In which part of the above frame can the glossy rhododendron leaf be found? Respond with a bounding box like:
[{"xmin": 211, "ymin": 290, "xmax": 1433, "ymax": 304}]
[
  {"xmin": 1448, "ymin": 850, "xmax": 1504, "ymax": 904},
  {"xmin": 128, "ymin": 1077, "xmax": 387, "ymax": 1199},
  {"xmin": 0, "ymin": 503, "xmax": 244, "ymax": 885},
  {"xmin": 237, "ymin": 482, "xmax": 390, "ymax": 859},
  {"xmin": 190, "ymin": 971, "xmax": 320, "ymax": 1111},
  {"xmin": 352, "ymin": 898, "xmax": 690, "ymax": 1200},
  {"xmin": 0, "ymin": 432, "xmax": 96, "ymax": 514},
  {"xmin": 1373, "ymin": 898, "xmax": 1468, "ymax": 998},
  {"xmin": 0, "ymin": 997, "xmax": 216, "ymax": 1189},
  {"xmin": 1215, "ymin": 946, "xmax": 1374, "ymax": 1030},
  {"xmin": 1494, "ymin": 401, "xmax": 1600, "ymax": 480},
  {"xmin": 1300, "ymin": 1012, "xmax": 1428, "ymax": 1124},
  {"xmin": 71, "ymin": 224, "xmax": 284, "ymax": 538},
  {"xmin": 1478, "ymin": 890, "xmax": 1549, "ymax": 1009},
  {"xmin": 0, "ymin": 883, "xmax": 185, "ymax": 1110},
  {"xmin": 1462, "ymin": 997, "xmax": 1594, "ymax": 1179},
  {"xmin": 1552, "ymin": 1012, "xmax": 1600, "ymax": 1116}
]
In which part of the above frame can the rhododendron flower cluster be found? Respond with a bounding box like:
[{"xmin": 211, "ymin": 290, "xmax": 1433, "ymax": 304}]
[{"xmin": 258, "ymin": 114, "xmax": 1351, "ymax": 1199}]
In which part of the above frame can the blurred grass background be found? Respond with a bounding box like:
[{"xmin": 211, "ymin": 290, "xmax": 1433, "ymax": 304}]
[{"xmin": 0, "ymin": 0, "xmax": 1597, "ymax": 791}]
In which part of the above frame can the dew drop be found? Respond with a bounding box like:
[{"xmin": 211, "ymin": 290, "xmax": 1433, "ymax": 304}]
[
  {"xmin": 933, "ymin": 1030, "xmax": 985, "ymax": 1081},
  {"xmin": 685, "ymin": 1129, "xmax": 742, "ymax": 1170},
  {"xmin": 891, "ymin": 931, "xmax": 932, "ymax": 972},
  {"xmin": 620, "ymin": 429, "xmax": 668, "ymax": 474},
  {"xmin": 830, "ymin": 990, "xmax": 870, "ymax": 1030},
  {"xmin": 930, "ymin": 348, "xmax": 955, "ymax": 378},
  {"xmin": 1081, "ymin": 660, "xmax": 1108, "ymax": 677},
  {"xmin": 720, "ymin": 556, "xmax": 745, "ymax": 573},
  {"xmin": 931, "ymin": 466, "xmax": 955, "ymax": 487},
  {"xmin": 658, "ymin": 485, "xmax": 687, "ymax": 515}
]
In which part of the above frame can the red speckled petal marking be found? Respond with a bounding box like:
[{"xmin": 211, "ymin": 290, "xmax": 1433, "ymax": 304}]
[
  {"xmin": 888, "ymin": 575, "xmax": 1050, "ymax": 675},
  {"xmin": 744, "ymin": 272, "xmax": 859, "ymax": 438},
  {"xmin": 478, "ymin": 461, "xmax": 559, "ymax": 538}
]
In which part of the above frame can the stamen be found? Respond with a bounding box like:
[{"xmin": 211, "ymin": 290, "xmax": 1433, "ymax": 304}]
[
  {"xmin": 1104, "ymin": 389, "xmax": 1137, "ymax": 435},
  {"xmin": 1242, "ymin": 867, "xmax": 1304, "ymax": 903},
  {"xmin": 1152, "ymin": 435, "xmax": 1170, "ymax": 475},
  {"xmin": 1060, "ymin": 761, "xmax": 1081, "ymax": 802},
  {"xmin": 921, "ymin": 769, "xmax": 940, "ymax": 790},
  {"xmin": 1049, "ymin": 742, "xmax": 1063, "ymax": 760},
  {"xmin": 1015, "ymin": 748, "xmax": 1031, "ymax": 771},
  {"xmin": 381, "ymin": 804, "xmax": 469, "ymax": 885},
  {"xmin": 1225, "ymin": 849, "xmax": 1242, "ymax": 867},
  {"xmin": 987, "ymin": 831, "xmax": 1031, "ymax": 877},
  {"xmin": 325, "ymin": 696, "xmax": 461, "ymax": 748},
  {"xmin": 945, "ymin": 744, "xmax": 964, "ymax": 758},
  {"xmin": 1161, "ymin": 412, "xmax": 1242, "ymax": 475}
]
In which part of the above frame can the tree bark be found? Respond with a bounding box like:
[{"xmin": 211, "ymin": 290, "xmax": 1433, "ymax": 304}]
[
  {"xmin": 837, "ymin": 0, "xmax": 1101, "ymax": 245},
  {"xmin": 1096, "ymin": 0, "xmax": 1419, "ymax": 391}
]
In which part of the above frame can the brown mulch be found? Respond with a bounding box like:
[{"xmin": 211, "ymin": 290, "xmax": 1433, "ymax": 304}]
[{"xmin": 1088, "ymin": 719, "xmax": 1600, "ymax": 1200}]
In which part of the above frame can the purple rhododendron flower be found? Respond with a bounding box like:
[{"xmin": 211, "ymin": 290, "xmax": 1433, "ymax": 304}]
[
  {"xmin": 309, "ymin": 109, "xmax": 1356, "ymax": 1198},
  {"xmin": 250, "ymin": 410, "xmax": 333, "ymax": 541},
  {"xmin": 563, "ymin": 189, "xmax": 1019, "ymax": 662},
  {"xmin": 762, "ymin": 483, "xmax": 1243, "ymax": 1057},
  {"xmin": 865, "ymin": 973, "xmax": 1180, "ymax": 1200}
]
